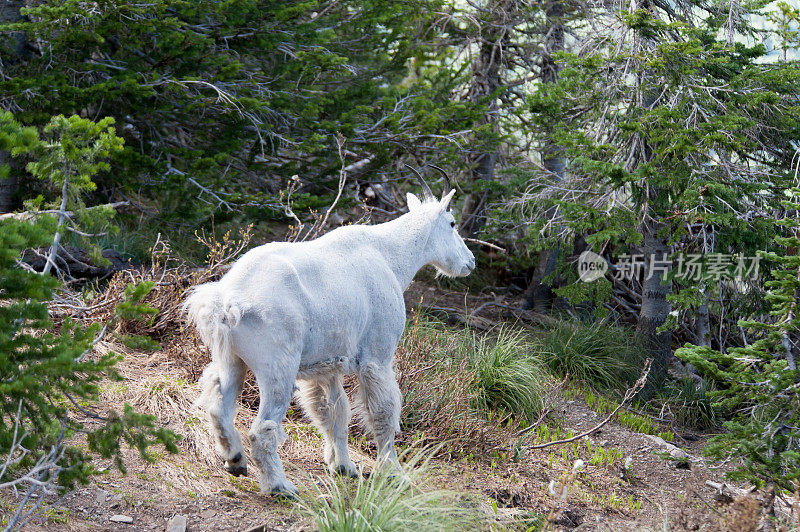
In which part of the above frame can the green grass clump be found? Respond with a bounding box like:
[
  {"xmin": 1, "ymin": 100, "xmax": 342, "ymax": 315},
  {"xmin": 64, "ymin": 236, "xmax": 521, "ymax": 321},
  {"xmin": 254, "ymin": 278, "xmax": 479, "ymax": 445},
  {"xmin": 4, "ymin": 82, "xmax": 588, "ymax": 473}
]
[
  {"xmin": 297, "ymin": 449, "xmax": 480, "ymax": 532},
  {"xmin": 536, "ymin": 321, "xmax": 645, "ymax": 391},
  {"xmin": 666, "ymin": 377, "xmax": 718, "ymax": 430},
  {"xmin": 469, "ymin": 328, "xmax": 549, "ymax": 423}
]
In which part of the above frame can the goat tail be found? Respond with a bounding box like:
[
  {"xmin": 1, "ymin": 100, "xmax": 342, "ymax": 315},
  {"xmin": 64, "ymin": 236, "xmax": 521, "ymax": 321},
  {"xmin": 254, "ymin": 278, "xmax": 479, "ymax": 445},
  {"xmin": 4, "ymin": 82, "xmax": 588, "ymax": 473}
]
[{"xmin": 183, "ymin": 282, "xmax": 241, "ymax": 411}]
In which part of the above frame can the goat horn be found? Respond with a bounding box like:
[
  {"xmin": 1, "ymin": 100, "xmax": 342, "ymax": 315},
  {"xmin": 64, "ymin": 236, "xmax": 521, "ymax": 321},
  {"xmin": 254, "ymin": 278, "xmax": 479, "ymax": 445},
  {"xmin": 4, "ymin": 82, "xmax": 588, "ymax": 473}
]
[
  {"xmin": 404, "ymin": 164, "xmax": 434, "ymax": 201},
  {"xmin": 427, "ymin": 164, "xmax": 452, "ymax": 194}
]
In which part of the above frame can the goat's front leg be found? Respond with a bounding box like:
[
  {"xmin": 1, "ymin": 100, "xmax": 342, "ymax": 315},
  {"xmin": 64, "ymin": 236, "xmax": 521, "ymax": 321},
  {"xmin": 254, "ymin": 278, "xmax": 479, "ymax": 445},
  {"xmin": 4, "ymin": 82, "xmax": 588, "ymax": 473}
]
[{"xmin": 356, "ymin": 362, "xmax": 403, "ymax": 473}]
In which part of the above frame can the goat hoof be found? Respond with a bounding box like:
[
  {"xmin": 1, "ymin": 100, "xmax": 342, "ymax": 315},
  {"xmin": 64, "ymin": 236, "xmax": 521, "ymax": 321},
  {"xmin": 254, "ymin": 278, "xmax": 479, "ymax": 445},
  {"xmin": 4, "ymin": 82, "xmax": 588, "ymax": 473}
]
[
  {"xmin": 270, "ymin": 485, "xmax": 299, "ymax": 501},
  {"xmin": 333, "ymin": 464, "xmax": 359, "ymax": 479},
  {"xmin": 224, "ymin": 453, "xmax": 247, "ymax": 476},
  {"xmin": 226, "ymin": 464, "xmax": 248, "ymax": 477}
]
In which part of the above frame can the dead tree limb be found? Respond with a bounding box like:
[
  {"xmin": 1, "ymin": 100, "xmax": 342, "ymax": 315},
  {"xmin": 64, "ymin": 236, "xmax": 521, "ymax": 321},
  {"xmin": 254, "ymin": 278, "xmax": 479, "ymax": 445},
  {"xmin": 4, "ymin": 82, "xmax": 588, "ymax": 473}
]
[{"xmin": 522, "ymin": 359, "xmax": 652, "ymax": 450}]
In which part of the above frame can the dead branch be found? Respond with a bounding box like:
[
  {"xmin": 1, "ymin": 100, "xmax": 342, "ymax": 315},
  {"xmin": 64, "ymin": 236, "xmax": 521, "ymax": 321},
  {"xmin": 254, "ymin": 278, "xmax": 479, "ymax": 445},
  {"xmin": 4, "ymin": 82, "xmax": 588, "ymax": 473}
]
[{"xmin": 522, "ymin": 359, "xmax": 651, "ymax": 450}]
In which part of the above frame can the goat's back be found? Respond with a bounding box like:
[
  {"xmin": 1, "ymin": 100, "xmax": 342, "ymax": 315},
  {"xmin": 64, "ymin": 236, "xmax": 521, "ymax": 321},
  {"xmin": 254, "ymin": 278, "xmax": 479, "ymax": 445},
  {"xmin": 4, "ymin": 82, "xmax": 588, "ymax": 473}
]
[{"xmin": 208, "ymin": 228, "xmax": 406, "ymax": 367}]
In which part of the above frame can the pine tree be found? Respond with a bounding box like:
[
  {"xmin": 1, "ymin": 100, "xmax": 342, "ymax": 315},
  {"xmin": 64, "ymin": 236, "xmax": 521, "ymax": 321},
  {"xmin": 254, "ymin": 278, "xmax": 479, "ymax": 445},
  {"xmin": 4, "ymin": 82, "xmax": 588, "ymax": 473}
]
[
  {"xmin": 1, "ymin": 1, "xmax": 474, "ymax": 231},
  {"xmin": 0, "ymin": 112, "xmax": 177, "ymax": 528},
  {"xmin": 497, "ymin": 0, "xmax": 800, "ymax": 379},
  {"xmin": 676, "ymin": 187, "xmax": 800, "ymax": 490}
]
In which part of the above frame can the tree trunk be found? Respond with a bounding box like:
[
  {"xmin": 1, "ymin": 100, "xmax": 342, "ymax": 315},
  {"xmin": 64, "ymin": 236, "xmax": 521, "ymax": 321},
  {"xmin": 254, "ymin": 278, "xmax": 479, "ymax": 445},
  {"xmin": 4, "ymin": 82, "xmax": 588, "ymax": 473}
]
[
  {"xmin": 523, "ymin": 244, "xmax": 559, "ymax": 311},
  {"xmin": 695, "ymin": 285, "xmax": 710, "ymax": 347},
  {"xmin": 0, "ymin": 0, "xmax": 31, "ymax": 61},
  {"xmin": 0, "ymin": 0, "xmax": 32, "ymax": 214},
  {"xmin": 632, "ymin": 0, "xmax": 677, "ymax": 385},
  {"xmin": 459, "ymin": 0, "xmax": 506, "ymax": 237},
  {"xmin": 523, "ymin": 0, "xmax": 566, "ymax": 311},
  {"xmin": 0, "ymin": 151, "xmax": 18, "ymax": 213},
  {"xmin": 635, "ymin": 223, "xmax": 673, "ymax": 385}
]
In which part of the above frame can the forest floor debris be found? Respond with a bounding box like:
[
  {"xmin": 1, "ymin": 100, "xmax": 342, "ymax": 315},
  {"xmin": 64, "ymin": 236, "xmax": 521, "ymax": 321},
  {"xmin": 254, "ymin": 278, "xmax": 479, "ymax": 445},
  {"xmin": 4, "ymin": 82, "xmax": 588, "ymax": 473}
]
[{"xmin": 7, "ymin": 282, "xmax": 795, "ymax": 531}]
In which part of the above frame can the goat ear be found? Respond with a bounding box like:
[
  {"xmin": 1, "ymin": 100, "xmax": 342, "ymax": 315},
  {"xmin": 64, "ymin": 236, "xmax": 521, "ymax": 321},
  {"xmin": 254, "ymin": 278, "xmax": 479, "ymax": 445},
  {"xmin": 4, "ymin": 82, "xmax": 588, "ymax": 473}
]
[
  {"xmin": 406, "ymin": 192, "xmax": 422, "ymax": 211},
  {"xmin": 439, "ymin": 189, "xmax": 456, "ymax": 211}
]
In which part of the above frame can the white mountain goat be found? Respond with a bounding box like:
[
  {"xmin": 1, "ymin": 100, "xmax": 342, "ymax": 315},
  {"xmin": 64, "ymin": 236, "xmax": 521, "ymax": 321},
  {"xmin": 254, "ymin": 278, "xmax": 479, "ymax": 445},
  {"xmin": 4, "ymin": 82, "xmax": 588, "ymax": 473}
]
[{"xmin": 184, "ymin": 166, "xmax": 475, "ymax": 497}]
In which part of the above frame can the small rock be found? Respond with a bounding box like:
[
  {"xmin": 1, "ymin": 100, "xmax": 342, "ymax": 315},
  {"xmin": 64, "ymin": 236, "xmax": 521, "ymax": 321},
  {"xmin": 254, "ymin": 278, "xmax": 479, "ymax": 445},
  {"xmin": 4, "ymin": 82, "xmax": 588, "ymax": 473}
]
[
  {"xmin": 201, "ymin": 508, "xmax": 217, "ymax": 518},
  {"xmin": 110, "ymin": 514, "xmax": 134, "ymax": 524},
  {"xmin": 95, "ymin": 489, "xmax": 109, "ymax": 504},
  {"xmin": 670, "ymin": 447, "xmax": 689, "ymax": 460},
  {"xmin": 642, "ymin": 434, "xmax": 689, "ymax": 460},
  {"xmin": 166, "ymin": 514, "xmax": 188, "ymax": 532},
  {"xmin": 600, "ymin": 440, "xmax": 609, "ymax": 446}
]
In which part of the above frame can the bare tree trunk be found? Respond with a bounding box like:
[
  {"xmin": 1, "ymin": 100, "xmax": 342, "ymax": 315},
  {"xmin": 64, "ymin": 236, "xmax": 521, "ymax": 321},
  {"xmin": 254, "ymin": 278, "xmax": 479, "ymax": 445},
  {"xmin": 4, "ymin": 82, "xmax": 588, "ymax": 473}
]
[
  {"xmin": 0, "ymin": 0, "xmax": 33, "ymax": 214},
  {"xmin": 459, "ymin": 0, "xmax": 507, "ymax": 237},
  {"xmin": 636, "ymin": 223, "xmax": 673, "ymax": 384},
  {"xmin": 695, "ymin": 286, "xmax": 710, "ymax": 347},
  {"xmin": 523, "ymin": 0, "xmax": 566, "ymax": 311},
  {"xmin": 0, "ymin": 151, "xmax": 17, "ymax": 213}
]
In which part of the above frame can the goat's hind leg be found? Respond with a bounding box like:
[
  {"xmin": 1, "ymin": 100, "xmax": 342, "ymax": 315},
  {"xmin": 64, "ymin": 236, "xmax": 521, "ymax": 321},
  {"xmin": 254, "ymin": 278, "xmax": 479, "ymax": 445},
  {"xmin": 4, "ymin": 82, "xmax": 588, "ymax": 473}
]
[
  {"xmin": 297, "ymin": 373, "xmax": 358, "ymax": 478},
  {"xmin": 197, "ymin": 357, "xmax": 247, "ymax": 476},
  {"xmin": 249, "ymin": 364, "xmax": 299, "ymax": 497}
]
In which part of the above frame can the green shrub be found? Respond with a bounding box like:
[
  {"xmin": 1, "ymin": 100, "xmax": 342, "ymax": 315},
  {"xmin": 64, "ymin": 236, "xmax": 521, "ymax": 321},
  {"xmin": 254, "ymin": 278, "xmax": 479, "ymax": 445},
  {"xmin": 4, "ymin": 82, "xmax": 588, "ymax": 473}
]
[{"xmin": 536, "ymin": 321, "xmax": 645, "ymax": 391}]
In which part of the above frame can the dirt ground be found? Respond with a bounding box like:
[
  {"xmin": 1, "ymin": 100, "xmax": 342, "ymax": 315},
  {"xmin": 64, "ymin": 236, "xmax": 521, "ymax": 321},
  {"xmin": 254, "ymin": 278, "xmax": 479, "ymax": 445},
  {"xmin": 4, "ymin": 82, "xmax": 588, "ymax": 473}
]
[{"xmin": 6, "ymin": 282, "xmax": 789, "ymax": 531}]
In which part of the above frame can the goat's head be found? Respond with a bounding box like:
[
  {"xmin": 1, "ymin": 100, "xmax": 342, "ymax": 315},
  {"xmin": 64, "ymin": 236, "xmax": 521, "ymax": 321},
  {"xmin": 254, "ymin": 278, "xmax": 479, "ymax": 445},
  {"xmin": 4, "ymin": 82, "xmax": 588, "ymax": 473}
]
[{"xmin": 405, "ymin": 165, "xmax": 476, "ymax": 278}]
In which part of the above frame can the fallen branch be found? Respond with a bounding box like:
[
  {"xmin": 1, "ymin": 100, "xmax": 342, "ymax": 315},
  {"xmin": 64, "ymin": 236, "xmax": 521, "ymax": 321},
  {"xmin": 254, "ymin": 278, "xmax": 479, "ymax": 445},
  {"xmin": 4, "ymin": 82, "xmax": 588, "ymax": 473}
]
[
  {"xmin": 464, "ymin": 237, "xmax": 505, "ymax": 253},
  {"xmin": 705, "ymin": 481, "xmax": 795, "ymax": 520},
  {"xmin": 522, "ymin": 359, "xmax": 651, "ymax": 450}
]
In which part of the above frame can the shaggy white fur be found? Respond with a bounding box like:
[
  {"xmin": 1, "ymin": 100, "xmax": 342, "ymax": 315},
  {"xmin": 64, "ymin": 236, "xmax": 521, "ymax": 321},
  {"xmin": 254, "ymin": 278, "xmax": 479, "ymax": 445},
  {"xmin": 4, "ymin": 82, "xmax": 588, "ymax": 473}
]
[{"xmin": 184, "ymin": 188, "xmax": 474, "ymax": 496}]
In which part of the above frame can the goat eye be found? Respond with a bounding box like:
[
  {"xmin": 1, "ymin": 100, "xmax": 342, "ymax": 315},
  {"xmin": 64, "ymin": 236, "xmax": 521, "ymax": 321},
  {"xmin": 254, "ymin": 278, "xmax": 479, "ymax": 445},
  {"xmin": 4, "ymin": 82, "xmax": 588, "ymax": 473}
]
[{"xmin": 450, "ymin": 221, "xmax": 456, "ymax": 228}]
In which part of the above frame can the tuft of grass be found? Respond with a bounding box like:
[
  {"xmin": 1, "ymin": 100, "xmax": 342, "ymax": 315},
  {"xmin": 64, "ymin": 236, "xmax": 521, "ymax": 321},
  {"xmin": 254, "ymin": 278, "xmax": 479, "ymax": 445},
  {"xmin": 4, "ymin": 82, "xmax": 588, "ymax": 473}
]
[
  {"xmin": 536, "ymin": 321, "xmax": 645, "ymax": 391},
  {"xmin": 666, "ymin": 378, "xmax": 718, "ymax": 430},
  {"xmin": 396, "ymin": 312, "xmax": 557, "ymax": 455},
  {"xmin": 469, "ymin": 328, "xmax": 549, "ymax": 423},
  {"xmin": 297, "ymin": 448, "xmax": 481, "ymax": 532},
  {"xmin": 395, "ymin": 313, "xmax": 513, "ymax": 455},
  {"xmin": 117, "ymin": 332, "xmax": 161, "ymax": 352}
]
